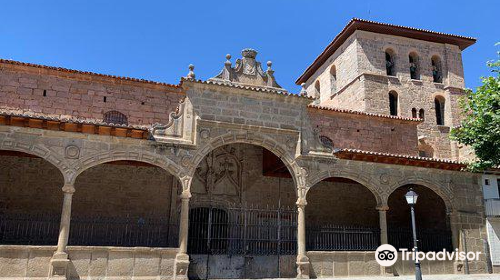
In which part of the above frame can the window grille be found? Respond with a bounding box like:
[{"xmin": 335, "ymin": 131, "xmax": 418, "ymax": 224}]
[{"xmin": 103, "ymin": 111, "xmax": 128, "ymax": 125}]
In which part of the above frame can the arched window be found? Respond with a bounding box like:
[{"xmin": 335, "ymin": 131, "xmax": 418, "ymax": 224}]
[
  {"xmin": 103, "ymin": 110, "xmax": 128, "ymax": 125},
  {"xmin": 314, "ymin": 80, "xmax": 321, "ymax": 99},
  {"xmin": 385, "ymin": 49, "xmax": 396, "ymax": 76},
  {"xmin": 434, "ymin": 97, "xmax": 445, "ymax": 125},
  {"xmin": 419, "ymin": 109, "xmax": 425, "ymax": 120},
  {"xmin": 431, "ymin": 56, "xmax": 443, "ymax": 83},
  {"xmin": 409, "ymin": 52, "xmax": 420, "ymax": 80},
  {"xmin": 389, "ymin": 91, "xmax": 398, "ymax": 116},
  {"xmin": 330, "ymin": 65, "xmax": 337, "ymax": 94},
  {"xmin": 411, "ymin": 108, "xmax": 417, "ymax": 118}
]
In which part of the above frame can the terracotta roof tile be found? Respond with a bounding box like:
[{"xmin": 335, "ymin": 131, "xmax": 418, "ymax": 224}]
[
  {"xmin": 181, "ymin": 77, "xmax": 314, "ymax": 100},
  {"xmin": 0, "ymin": 108, "xmax": 149, "ymax": 130},
  {"xmin": 0, "ymin": 59, "xmax": 181, "ymax": 89},
  {"xmin": 334, "ymin": 148, "xmax": 463, "ymax": 164},
  {"xmin": 308, "ymin": 104, "xmax": 423, "ymax": 122},
  {"xmin": 296, "ymin": 18, "xmax": 476, "ymax": 84}
]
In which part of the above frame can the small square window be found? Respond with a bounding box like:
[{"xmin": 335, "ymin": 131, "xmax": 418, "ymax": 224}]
[{"xmin": 485, "ymin": 179, "xmax": 490, "ymax": 186}]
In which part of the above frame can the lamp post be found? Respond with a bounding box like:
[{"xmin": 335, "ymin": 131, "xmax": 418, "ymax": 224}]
[{"xmin": 405, "ymin": 188, "xmax": 423, "ymax": 280}]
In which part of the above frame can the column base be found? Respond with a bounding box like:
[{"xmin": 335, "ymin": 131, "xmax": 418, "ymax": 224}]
[
  {"xmin": 296, "ymin": 255, "xmax": 310, "ymax": 279},
  {"xmin": 381, "ymin": 266, "xmax": 394, "ymax": 276},
  {"xmin": 48, "ymin": 252, "xmax": 70, "ymax": 280},
  {"xmin": 174, "ymin": 253, "xmax": 190, "ymax": 280}
]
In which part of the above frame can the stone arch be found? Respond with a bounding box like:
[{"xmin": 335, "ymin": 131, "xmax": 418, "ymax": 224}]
[
  {"xmin": 408, "ymin": 51, "xmax": 421, "ymax": 80},
  {"xmin": 306, "ymin": 169, "xmax": 383, "ymax": 207},
  {"xmin": 69, "ymin": 149, "xmax": 182, "ymax": 248},
  {"xmin": 387, "ymin": 177, "xmax": 453, "ymax": 212},
  {"xmin": 73, "ymin": 150, "xmax": 185, "ymax": 185},
  {"xmin": 0, "ymin": 138, "xmax": 69, "ymax": 181},
  {"xmin": 329, "ymin": 65, "xmax": 337, "ymax": 94},
  {"xmin": 188, "ymin": 131, "xmax": 303, "ymax": 194},
  {"xmin": 434, "ymin": 95, "xmax": 446, "ymax": 126},
  {"xmin": 384, "ymin": 47, "xmax": 397, "ymax": 76},
  {"xmin": 431, "ymin": 55, "xmax": 443, "ymax": 83},
  {"xmin": 389, "ymin": 90, "xmax": 398, "ymax": 116},
  {"xmin": 314, "ymin": 80, "xmax": 321, "ymax": 99}
]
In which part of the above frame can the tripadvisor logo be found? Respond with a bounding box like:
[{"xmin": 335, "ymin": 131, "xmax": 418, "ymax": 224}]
[
  {"xmin": 375, "ymin": 244, "xmax": 482, "ymax": 267},
  {"xmin": 376, "ymin": 244, "xmax": 398, "ymax": 267}
]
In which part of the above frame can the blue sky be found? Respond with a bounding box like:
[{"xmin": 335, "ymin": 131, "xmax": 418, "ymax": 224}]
[{"xmin": 1, "ymin": 0, "xmax": 498, "ymax": 92}]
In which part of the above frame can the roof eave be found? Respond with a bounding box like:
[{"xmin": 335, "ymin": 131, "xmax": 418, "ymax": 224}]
[{"xmin": 296, "ymin": 19, "xmax": 476, "ymax": 85}]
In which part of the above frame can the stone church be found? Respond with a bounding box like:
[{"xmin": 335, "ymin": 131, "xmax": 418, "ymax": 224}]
[{"xmin": 0, "ymin": 19, "xmax": 491, "ymax": 279}]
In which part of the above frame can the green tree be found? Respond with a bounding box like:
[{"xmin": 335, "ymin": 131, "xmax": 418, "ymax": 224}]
[{"xmin": 451, "ymin": 46, "xmax": 500, "ymax": 171}]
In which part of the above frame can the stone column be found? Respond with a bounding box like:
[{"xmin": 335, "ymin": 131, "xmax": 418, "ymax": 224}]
[
  {"xmin": 377, "ymin": 205, "xmax": 392, "ymax": 276},
  {"xmin": 296, "ymin": 197, "xmax": 310, "ymax": 279},
  {"xmin": 49, "ymin": 183, "xmax": 75, "ymax": 279},
  {"xmin": 447, "ymin": 210, "xmax": 463, "ymax": 273},
  {"xmin": 447, "ymin": 210, "xmax": 459, "ymax": 250},
  {"xmin": 174, "ymin": 177, "xmax": 192, "ymax": 280},
  {"xmin": 178, "ymin": 190, "xmax": 191, "ymax": 256},
  {"xmin": 377, "ymin": 206, "xmax": 389, "ymax": 245}
]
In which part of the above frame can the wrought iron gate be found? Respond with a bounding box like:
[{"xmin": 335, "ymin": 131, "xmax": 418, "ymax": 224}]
[{"xmin": 187, "ymin": 205, "xmax": 297, "ymax": 279}]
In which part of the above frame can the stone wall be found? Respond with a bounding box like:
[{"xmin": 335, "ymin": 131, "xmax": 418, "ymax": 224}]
[
  {"xmin": 322, "ymin": 77, "xmax": 366, "ymax": 111},
  {"xmin": 302, "ymin": 30, "xmax": 468, "ymax": 160},
  {"xmin": 188, "ymin": 83, "xmax": 308, "ymax": 131},
  {"xmin": 360, "ymin": 74, "xmax": 456, "ymax": 159},
  {"xmin": 73, "ymin": 163, "xmax": 178, "ymax": 219},
  {"xmin": 190, "ymin": 143, "xmax": 297, "ymax": 208},
  {"xmin": 303, "ymin": 35, "xmax": 360, "ymax": 103},
  {"xmin": 0, "ymin": 155, "xmax": 64, "ymax": 214},
  {"xmin": 350, "ymin": 31, "xmax": 466, "ymax": 160},
  {"xmin": 387, "ymin": 184, "xmax": 448, "ymax": 230},
  {"xmin": 308, "ymin": 250, "xmax": 456, "ymax": 277},
  {"xmin": 306, "ymin": 180, "xmax": 379, "ymax": 227},
  {"xmin": 0, "ymin": 155, "xmax": 179, "ymax": 221},
  {"xmin": 308, "ymin": 108, "xmax": 419, "ymax": 155},
  {"xmin": 0, "ymin": 62, "xmax": 185, "ymax": 125},
  {"xmin": 355, "ymin": 30, "xmax": 465, "ymax": 88},
  {"xmin": 189, "ymin": 255, "xmax": 296, "ymax": 279},
  {"xmin": 0, "ymin": 245, "xmax": 177, "ymax": 280}
]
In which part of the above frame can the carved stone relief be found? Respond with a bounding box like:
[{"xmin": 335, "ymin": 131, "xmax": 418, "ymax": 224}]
[
  {"xmin": 149, "ymin": 97, "xmax": 196, "ymax": 145},
  {"xmin": 209, "ymin": 48, "xmax": 284, "ymax": 90},
  {"xmin": 65, "ymin": 145, "xmax": 80, "ymax": 159},
  {"xmin": 192, "ymin": 146, "xmax": 242, "ymax": 201}
]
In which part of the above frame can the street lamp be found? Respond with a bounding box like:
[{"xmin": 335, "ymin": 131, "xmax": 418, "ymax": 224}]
[{"xmin": 405, "ymin": 188, "xmax": 423, "ymax": 280}]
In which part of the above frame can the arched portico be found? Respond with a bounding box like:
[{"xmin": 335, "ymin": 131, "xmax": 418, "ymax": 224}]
[
  {"xmin": 183, "ymin": 140, "xmax": 301, "ymax": 279},
  {"xmin": 68, "ymin": 159, "xmax": 182, "ymax": 248},
  {"xmin": 305, "ymin": 175, "xmax": 382, "ymax": 251},
  {"xmin": 187, "ymin": 131, "xmax": 303, "ymax": 190},
  {"xmin": 0, "ymin": 150, "xmax": 65, "ymax": 245},
  {"xmin": 39, "ymin": 148, "xmax": 186, "ymax": 277},
  {"xmin": 386, "ymin": 177, "xmax": 453, "ymax": 212},
  {"xmin": 306, "ymin": 170, "xmax": 383, "ymax": 207},
  {"xmin": 72, "ymin": 150, "xmax": 185, "ymax": 183},
  {"xmin": 0, "ymin": 138, "xmax": 70, "ymax": 176},
  {"xmin": 387, "ymin": 183, "xmax": 453, "ymax": 252}
]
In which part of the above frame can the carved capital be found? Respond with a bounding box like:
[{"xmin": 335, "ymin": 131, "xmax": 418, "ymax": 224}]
[
  {"xmin": 296, "ymin": 197, "xmax": 307, "ymax": 208},
  {"xmin": 180, "ymin": 176, "xmax": 192, "ymax": 191},
  {"xmin": 376, "ymin": 205, "xmax": 389, "ymax": 211},
  {"xmin": 61, "ymin": 184, "xmax": 75, "ymax": 194},
  {"xmin": 180, "ymin": 190, "xmax": 191, "ymax": 200}
]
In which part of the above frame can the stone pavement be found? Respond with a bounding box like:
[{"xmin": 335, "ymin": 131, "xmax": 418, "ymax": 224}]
[{"xmin": 249, "ymin": 275, "xmax": 499, "ymax": 280}]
